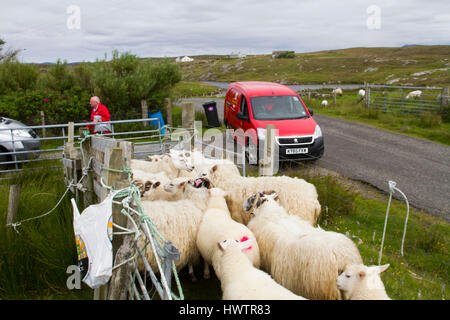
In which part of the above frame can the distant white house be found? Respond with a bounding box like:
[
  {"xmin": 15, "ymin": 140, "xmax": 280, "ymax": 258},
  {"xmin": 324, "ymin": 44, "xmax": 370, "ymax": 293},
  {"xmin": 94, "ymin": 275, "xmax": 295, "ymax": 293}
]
[
  {"xmin": 175, "ymin": 56, "xmax": 194, "ymax": 63},
  {"xmin": 229, "ymin": 52, "xmax": 246, "ymax": 59}
]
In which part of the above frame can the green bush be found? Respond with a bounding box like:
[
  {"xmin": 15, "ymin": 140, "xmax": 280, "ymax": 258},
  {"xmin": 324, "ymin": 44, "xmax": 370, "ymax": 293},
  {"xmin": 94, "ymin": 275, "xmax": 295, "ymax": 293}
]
[
  {"xmin": 0, "ymin": 50, "xmax": 182, "ymax": 125},
  {"xmin": 0, "ymin": 87, "xmax": 91, "ymax": 125},
  {"xmin": 38, "ymin": 59, "xmax": 74, "ymax": 92},
  {"xmin": 0, "ymin": 60, "xmax": 39, "ymax": 94},
  {"xmin": 276, "ymin": 51, "xmax": 295, "ymax": 59},
  {"xmin": 92, "ymin": 50, "xmax": 182, "ymax": 120}
]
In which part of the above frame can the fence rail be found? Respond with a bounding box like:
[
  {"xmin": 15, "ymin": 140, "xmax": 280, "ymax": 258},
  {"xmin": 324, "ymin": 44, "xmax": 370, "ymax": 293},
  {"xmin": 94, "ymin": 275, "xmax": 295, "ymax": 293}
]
[{"xmin": 0, "ymin": 117, "xmax": 172, "ymax": 175}]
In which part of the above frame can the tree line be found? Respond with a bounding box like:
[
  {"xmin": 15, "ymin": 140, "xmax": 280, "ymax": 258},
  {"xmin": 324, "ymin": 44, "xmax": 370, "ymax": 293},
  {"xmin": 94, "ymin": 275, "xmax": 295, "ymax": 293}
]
[{"xmin": 0, "ymin": 38, "xmax": 182, "ymax": 125}]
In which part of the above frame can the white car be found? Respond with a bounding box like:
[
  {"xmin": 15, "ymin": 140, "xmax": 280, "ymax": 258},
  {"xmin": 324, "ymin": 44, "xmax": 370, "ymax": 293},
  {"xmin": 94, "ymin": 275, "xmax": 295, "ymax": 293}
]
[{"xmin": 0, "ymin": 117, "xmax": 41, "ymax": 167}]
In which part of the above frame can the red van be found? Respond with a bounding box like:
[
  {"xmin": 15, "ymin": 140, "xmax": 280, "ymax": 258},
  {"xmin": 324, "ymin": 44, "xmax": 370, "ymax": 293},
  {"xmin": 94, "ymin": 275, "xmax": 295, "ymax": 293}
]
[{"xmin": 224, "ymin": 81, "xmax": 324, "ymax": 162}]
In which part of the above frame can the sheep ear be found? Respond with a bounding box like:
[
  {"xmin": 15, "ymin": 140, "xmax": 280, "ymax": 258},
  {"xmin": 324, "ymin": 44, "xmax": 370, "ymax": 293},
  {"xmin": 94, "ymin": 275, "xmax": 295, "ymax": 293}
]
[
  {"xmin": 153, "ymin": 181, "xmax": 161, "ymax": 188},
  {"xmin": 212, "ymin": 164, "xmax": 218, "ymax": 172},
  {"xmin": 378, "ymin": 264, "xmax": 390, "ymax": 273},
  {"xmin": 358, "ymin": 271, "xmax": 366, "ymax": 279}
]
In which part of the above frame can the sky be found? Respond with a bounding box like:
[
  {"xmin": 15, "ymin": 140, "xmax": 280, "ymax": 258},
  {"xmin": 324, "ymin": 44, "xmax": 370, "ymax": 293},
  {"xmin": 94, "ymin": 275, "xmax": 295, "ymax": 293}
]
[{"xmin": 1, "ymin": 0, "xmax": 449, "ymax": 63}]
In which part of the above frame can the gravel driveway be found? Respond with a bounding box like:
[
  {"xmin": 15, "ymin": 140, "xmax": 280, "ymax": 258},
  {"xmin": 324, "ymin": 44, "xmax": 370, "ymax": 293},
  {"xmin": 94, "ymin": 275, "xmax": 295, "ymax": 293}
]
[{"xmin": 179, "ymin": 98, "xmax": 450, "ymax": 221}]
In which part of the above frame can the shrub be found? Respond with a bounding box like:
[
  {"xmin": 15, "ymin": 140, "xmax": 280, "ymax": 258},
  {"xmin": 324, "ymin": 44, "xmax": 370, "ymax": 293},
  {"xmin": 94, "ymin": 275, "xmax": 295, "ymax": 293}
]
[
  {"xmin": 275, "ymin": 51, "xmax": 295, "ymax": 59},
  {"xmin": 38, "ymin": 59, "xmax": 75, "ymax": 92},
  {"xmin": 0, "ymin": 88, "xmax": 91, "ymax": 125},
  {"xmin": 92, "ymin": 50, "xmax": 181, "ymax": 120},
  {"xmin": 0, "ymin": 60, "xmax": 39, "ymax": 94}
]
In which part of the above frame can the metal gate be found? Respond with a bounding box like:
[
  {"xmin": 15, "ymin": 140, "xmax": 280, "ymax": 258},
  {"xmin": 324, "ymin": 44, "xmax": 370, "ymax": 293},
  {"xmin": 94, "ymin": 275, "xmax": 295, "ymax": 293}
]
[{"xmin": 367, "ymin": 85, "xmax": 448, "ymax": 115}]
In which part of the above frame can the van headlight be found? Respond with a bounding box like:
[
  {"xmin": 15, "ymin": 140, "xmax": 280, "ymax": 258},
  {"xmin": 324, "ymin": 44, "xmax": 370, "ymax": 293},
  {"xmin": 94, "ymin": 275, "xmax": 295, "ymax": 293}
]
[
  {"xmin": 13, "ymin": 129, "xmax": 32, "ymax": 138},
  {"xmin": 313, "ymin": 125, "xmax": 322, "ymax": 140},
  {"xmin": 257, "ymin": 128, "xmax": 266, "ymax": 141}
]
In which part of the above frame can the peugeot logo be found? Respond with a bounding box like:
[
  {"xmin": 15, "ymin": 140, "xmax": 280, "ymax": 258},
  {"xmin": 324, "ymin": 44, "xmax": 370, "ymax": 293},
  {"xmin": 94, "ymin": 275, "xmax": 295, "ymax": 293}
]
[{"xmin": 294, "ymin": 138, "xmax": 298, "ymax": 143}]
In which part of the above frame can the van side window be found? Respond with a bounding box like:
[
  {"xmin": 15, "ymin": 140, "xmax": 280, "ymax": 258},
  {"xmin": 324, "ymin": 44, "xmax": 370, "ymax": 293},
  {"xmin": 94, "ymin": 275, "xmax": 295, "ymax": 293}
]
[{"xmin": 240, "ymin": 95, "xmax": 249, "ymax": 117}]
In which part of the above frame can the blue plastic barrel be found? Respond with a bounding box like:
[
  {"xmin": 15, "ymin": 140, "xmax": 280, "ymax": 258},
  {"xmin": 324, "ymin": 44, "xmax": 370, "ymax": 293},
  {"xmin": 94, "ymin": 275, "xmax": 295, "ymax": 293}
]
[{"xmin": 148, "ymin": 110, "xmax": 165, "ymax": 135}]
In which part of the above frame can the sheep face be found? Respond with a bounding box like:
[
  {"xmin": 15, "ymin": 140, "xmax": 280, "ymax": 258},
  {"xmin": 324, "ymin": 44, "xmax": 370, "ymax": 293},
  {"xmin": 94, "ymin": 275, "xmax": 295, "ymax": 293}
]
[
  {"xmin": 189, "ymin": 177, "xmax": 212, "ymax": 189},
  {"xmin": 169, "ymin": 148, "xmax": 196, "ymax": 172},
  {"xmin": 336, "ymin": 264, "xmax": 390, "ymax": 294},
  {"xmin": 133, "ymin": 179, "xmax": 160, "ymax": 197},
  {"xmin": 163, "ymin": 179, "xmax": 187, "ymax": 193},
  {"xmin": 243, "ymin": 191, "xmax": 278, "ymax": 214}
]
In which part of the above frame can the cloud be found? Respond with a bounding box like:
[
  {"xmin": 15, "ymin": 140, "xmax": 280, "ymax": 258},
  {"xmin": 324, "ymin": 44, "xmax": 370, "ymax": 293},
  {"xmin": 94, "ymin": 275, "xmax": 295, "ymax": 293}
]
[{"xmin": 0, "ymin": 0, "xmax": 448, "ymax": 62}]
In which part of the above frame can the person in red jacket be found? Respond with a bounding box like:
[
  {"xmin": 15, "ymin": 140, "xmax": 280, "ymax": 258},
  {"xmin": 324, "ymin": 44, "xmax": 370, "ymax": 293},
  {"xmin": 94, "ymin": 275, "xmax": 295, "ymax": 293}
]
[{"xmin": 88, "ymin": 96, "xmax": 111, "ymax": 134}]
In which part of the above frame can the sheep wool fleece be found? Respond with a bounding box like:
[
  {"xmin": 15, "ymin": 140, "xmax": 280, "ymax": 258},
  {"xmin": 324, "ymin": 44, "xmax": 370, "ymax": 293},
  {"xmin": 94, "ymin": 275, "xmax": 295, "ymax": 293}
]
[{"xmin": 71, "ymin": 192, "xmax": 116, "ymax": 289}]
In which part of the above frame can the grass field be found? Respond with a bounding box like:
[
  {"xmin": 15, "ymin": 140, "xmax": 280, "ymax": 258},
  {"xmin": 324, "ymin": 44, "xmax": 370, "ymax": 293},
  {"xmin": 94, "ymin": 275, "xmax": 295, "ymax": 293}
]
[{"xmin": 174, "ymin": 46, "xmax": 450, "ymax": 87}]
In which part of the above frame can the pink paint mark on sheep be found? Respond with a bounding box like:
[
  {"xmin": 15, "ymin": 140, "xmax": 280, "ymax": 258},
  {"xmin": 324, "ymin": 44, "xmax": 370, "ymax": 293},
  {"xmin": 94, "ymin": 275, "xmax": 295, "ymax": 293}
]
[{"xmin": 240, "ymin": 236, "xmax": 252, "ymax": 251}]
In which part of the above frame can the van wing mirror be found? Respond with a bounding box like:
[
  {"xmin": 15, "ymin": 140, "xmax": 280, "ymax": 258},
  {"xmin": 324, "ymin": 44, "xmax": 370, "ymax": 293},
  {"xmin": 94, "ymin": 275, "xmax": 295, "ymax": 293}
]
[
  {"xmin": 309, "ymin": 109, "xmax": 314, "ymax": 116},
  {"xmin": 237, "ymin": 111, "xmax": 249, "ymax": 122}
]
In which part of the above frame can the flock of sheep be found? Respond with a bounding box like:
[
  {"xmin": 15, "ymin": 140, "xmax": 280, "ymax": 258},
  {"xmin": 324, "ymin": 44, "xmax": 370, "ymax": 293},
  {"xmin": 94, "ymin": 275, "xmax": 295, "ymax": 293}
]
[
  {"xmin": 130, "ymin": 148, "xmax": 391, "ymax": 300},
  {"xmin": 320, "ymin": 88, "xmax": 423, "ymax": 107}
]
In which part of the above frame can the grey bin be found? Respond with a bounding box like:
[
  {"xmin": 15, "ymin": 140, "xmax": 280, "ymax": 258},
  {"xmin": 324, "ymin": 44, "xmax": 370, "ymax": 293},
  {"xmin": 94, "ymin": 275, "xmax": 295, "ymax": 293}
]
[{"xmin": 202, "ymin": 101, "xmax": 221, "ymax": 128}]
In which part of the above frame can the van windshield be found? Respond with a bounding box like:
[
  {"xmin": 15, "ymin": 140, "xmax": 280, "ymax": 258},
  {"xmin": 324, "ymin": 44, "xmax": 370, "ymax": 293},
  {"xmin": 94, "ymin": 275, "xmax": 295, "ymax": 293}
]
[{"xmin": 249, "ymin": 95, "xmax": 310, "ymax": 120}]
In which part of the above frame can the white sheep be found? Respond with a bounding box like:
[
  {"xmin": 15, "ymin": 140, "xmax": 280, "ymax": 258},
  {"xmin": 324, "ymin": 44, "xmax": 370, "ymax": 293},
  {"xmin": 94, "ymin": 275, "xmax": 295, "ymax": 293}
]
[
  {"xmin": 196, "ymin": 188, "xmax": 260, "ymax": 280},
  {"xmin": 406, "ymin": 90, "xmax": 422, "ymax": 99},
  {"xmin": 358, "ymin": 89, "xmax": 365, "ymax": 97},
  {"xmin": 183, "ymin": 149, "xmax": 241, "ymax": 179},
  {"xmin": 244, "ymin": 191, "xmax": 363, "ymax": 300},
  {"xmin": 332, "ymin": 88, "xmax": 343, "ymax": 96},
  {"xmin": 217, "ymin": 239, "xmax": 307, "ymax": 300},
  {"xmin": 137, "ymin": 183, "xmax": 210, "ymax": 282},
  {"xmin": 336, "ymin": 264, "xmax": 391, "ymax": 300},
  {"xmin": 131, "ymin": 148, "xmax": 195, "ymax": 180},
  {"xmin": 321, "ymin": 100, "xmax": 328, "ymax": 107},
  {"xmin": 200, "ymin": 164, "xmax": 321, "ymax": 226}
]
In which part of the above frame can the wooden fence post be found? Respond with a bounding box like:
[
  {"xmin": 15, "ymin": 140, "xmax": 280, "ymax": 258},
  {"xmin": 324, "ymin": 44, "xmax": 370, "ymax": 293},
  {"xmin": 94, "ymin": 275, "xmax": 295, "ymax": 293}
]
[
  {"xmin": 94, "ymin": 147, "xmax": 130, "ymax": 300},
  {"xmin": 166, "ymin": 98, "xmax": 172, "ymax": 127},
  {"xmin": 80, "ymin": 132, "xmax": 96, "ymax": 210},
  {"xmin": 259, "ymin": 124, "xmax": 276, "ymax": 177},
  {"xmin": 364, "ymin": 83, "xmax": 369, "ymax": 108},
  {"xmin": 141, "ymin": 100, "xmax": 148, "ymax": 127},
  {"xmin": 441, "ymin": 87, "xmax": 449, "ymax": 110},
  {"xmin": 40, "ymin": 111, "xmax": 46, "ymax": 138},
  {"xmin": 182, "ymin": 101, "xmax": 195, "ymax": 129},
  {"xmin": 7, "ymin": 184, "xmax": 21, "ymax": 239}
]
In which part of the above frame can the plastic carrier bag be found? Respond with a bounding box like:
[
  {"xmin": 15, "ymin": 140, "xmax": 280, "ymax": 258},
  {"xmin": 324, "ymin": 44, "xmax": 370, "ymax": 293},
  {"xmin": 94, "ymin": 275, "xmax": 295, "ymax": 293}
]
[{"xmin": 71, "ymin": 192, "xmax": 117, "ymax": 289}]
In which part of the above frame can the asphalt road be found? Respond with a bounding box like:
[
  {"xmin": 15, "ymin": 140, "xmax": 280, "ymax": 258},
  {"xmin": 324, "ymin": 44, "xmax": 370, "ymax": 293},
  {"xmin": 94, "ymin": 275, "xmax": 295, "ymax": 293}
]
[
  {"xmin": 314, "ymin": 114, "xmax": 450, "ymax": 221},
  {"xmin": 179, "ymin": 98, "xmax": 450, "ymax": 221}
]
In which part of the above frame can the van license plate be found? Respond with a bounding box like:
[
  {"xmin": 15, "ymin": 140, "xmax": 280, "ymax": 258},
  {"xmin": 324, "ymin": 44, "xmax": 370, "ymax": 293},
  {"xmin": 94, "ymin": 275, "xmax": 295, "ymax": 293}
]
[{"xmin": 286, "ymin": 148, "xmax": 308, "ymax": 155}]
